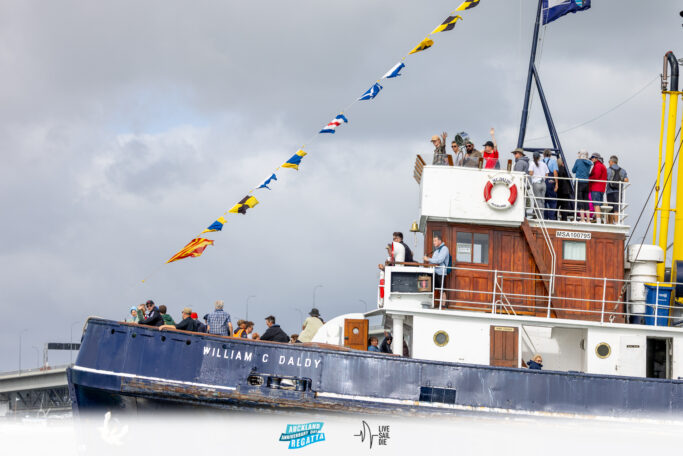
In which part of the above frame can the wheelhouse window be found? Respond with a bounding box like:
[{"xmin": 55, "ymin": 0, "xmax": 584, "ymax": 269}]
[
  {"xmin": 456, "ymin": 232, "xmax": 489, "ymax": 264},
  {"xmin": 563, "ymin": 241, "xmax": 586, "ymax": 261}
]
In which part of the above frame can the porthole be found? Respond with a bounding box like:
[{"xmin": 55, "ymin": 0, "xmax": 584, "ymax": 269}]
[
  {"xmin": 352, "ymin": 327, "xmax": 360, "ymax": 335},
  {"xmin": 433, "ymin": 330, "xmax": 449, "ymax": 347},
  {"xmin": 186, "ymin": 340, "xmax": 191, "ymax": 346},
  {"xmin": 160, "ymin": 335, "xmax": 166, "ymax": 342},
  {"xmin": 595, "ymin": 342, "xmax": 611, "ymax": 359}
]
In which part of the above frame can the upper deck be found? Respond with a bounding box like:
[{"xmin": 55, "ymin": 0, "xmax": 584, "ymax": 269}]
[
  {"xmin": 410, "ymin": 156, "xmax": 634, "ymax": 324},
  {"xmin": 415, "ymin": 158, "xmax": 630, "ymax": 235}
]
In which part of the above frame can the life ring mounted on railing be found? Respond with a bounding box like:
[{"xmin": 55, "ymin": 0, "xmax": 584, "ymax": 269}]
[{"xmin": 484, "ymin": 174, "xmax": 518, "ymax": 210}]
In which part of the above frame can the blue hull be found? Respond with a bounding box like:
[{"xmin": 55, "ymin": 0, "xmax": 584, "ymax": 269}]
[{"xmin": 68, "ymin": 319, "xmax": 683, "ymax": 418}]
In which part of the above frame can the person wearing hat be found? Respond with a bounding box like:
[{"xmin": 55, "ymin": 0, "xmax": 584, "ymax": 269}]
[
  {"xmin": 482, "ymin": 127, "xmax": 500, "ymax": 169},
  {"xmin": 512, "ymin": 148, "xmax": 529, "ymax": 173},
  {"xmin": 299, "ymin": 308, "xmax": 324, "ymax": 343},
  {"xmin": 588, "ymin": 152, "xmax": 608, "ymax": 222},
  {"xmin": 512, "ymin": 148, "xmax": 531, "ymax": 215},
  {"xmin": 160, "ymin": 307, "xmax": 198, "ymax": 332},
  {"xmin": 431, "ymin": 132, "xmax": 449, "ymax": 166}
]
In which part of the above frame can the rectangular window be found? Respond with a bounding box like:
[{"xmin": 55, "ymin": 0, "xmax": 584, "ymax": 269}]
[
  {"xmin": 473, "ymin": 233, "xmax": 489, "ymax": 264},
  {"xmin": 456, "ymin": 232, "xmax": 472, "ymax": 262},
  {"xmin": 419, "ymin": 386, "xmax": 457, "ymax": 404},
  {"xmin": 563, "ymin": 241, "xmax": 586, "ymax": 261},
  {"xmin": 455, "ymin": 231, "xmax": 489, "ymax": 264}
]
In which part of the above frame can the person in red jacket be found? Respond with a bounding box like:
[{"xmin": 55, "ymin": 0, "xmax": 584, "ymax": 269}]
[
  {"xmin": 482, "ymin": 127, "xmax": 499, "ymax": 169},
  {"xmin": 588, "ymin": 153, "xmax": 608, "ymax": 222}
]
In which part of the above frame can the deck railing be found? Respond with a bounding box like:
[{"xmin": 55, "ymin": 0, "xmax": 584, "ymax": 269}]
[
  {"xmin": 385, "ymin": 264, "xmax": 682, "ymax": 327},
  {"xmin": 523, "ymin": 174, "xmax": 629, "ymax": 225}
]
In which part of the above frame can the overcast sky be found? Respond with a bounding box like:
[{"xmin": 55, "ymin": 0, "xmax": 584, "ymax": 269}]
[{"xmin": 1, "ymin": 1, "xmax": 681, "ymax": 371}]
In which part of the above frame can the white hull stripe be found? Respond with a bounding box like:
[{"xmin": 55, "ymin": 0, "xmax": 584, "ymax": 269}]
[
  {"xmin": 315, "ymin": 391, "xmax": 683, "ymax": 425},
  {"xmin": 71, "ymin": 365, "xmax": 236, "ymax": 392}
]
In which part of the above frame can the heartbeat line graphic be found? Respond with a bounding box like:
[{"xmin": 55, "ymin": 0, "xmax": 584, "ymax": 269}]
[{"xmin": 353, "ymin": 420, "xmax": 378, "ymax": 449}]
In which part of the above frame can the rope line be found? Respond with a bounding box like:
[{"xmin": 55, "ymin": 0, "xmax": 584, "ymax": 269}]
[{"xmin": 527, "ymin": 74, "xmax": 660, "ymax": 142}]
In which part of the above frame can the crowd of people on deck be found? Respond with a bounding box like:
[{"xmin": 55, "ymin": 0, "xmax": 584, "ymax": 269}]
[
  {"xmin": 432, "ymin": 131, "xmax": 629, "ymax": 223},
  {"xmin": 126, "ymin": 300, "xmax": 326, "ymax": 344},
  {"xmin": 126, "ymin": 300, "xmax": 415, "ymax": 356}
]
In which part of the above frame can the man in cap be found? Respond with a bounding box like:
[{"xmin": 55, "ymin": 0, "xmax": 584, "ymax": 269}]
[
  {"xmin": 160, "ymin": 307, "xmax": 198, "ymax": 332},
  {"xmin": 138, "ymin": 299, "xmax": 164, "ymax": 327},
  {"xmin": 431, "ymin": 132, "xmax": 448, "ymax": 165},
  {"xmin": 588, "ymin": 152, "xmax": 608, "ymax": 222},
  {"xmin": 260, "ymin": 315, "xmax": 289, "ymax": 342},
  {"xmin": 299, "ymin": 308, "xmax": 324, "ymax": 343},
  {"xmin": 206, "ymin": 300, "xmax": 233, "ymax": 336},
  {"xmin": 482, "ymin": 127, "xmax": 500, "ymax": 169}
]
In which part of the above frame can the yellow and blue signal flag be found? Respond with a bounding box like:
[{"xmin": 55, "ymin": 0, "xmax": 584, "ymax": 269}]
[
  {"xmin": 202, "ymin": 216, "xmax": 227, "ymax": 234},
  {"xmin": 281, "ymin": 150, "xmax": 308, "ymax": 170}
]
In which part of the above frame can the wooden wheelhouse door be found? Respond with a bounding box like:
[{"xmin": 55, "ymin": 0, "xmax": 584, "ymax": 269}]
[
  {"xmin": 344, "ymin": 319, "xmax": 369, "ymax": 351},
  {"xmin": 490, "ymin": 326, "xmax": 519, "ymax": 367}
]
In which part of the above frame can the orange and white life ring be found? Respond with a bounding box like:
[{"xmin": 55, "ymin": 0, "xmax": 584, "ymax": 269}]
[{"xmin": 484, "ymin": 174, "xmax": 518, "ymax": 210}]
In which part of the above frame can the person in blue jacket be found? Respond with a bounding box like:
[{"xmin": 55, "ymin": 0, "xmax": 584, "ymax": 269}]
[
  {"xmin": 572, "ymin": 149, "xmax": 593, "ymax": 222},
  {"xmin": 527, "ymin": 354, "xmax": 543, "ymax": 370},
  {"xmin": 368, "ymin": 337, "xmax": 380, "ymax": 352}
]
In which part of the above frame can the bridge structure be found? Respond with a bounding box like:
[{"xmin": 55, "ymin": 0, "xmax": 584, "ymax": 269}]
[{"xmin": 0, "ymin": 365, "xmax": 71, "ymax": 417}]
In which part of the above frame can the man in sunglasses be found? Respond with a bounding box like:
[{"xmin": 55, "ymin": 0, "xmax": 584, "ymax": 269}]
[{"xmin": 451, "ymin": 140, "xmax": 466, "ymax": 166}]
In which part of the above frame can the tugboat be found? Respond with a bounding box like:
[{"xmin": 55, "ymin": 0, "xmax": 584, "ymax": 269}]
[{"xmin": 68, "ymin": 7, "xmax": 683, "ymax": 418}]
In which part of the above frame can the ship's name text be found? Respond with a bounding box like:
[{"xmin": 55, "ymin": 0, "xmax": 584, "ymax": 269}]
[{"xmin": 203, "ymin": 347, "xmax": 321, "ymax": 368}]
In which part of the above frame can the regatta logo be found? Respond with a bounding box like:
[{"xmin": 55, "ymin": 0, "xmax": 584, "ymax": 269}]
[
  {"xmin": 279, "ymin": 422, "xmax": 326, "ymax": 449},
  {"xmin": 354, "ymin": 420, "xmax": 390, "ymax": 448}
]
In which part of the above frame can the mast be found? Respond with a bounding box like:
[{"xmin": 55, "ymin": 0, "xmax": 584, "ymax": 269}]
[
  {"xmin": 516, "ymin": 0, "xmax": 568, "ymax": 170},
  {"xmin": 657, "ymin": 52, "xmax": 682, "ymax": 281}
]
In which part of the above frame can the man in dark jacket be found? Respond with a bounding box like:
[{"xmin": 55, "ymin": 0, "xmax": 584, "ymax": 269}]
[
  {"xmin": 139, "ymin": 300, "xmax": 163, "ymax": 327},
  {"xmin": 161, "ymin": 307, "xmax": 198, "ymax": 332},
  {"xmin": 260, "ymin": 315, "xmax": 289, "ymax": 342}
]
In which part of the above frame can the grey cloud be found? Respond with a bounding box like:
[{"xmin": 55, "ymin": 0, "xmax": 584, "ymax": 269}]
[{"xmin": 0, "ymin": 0, "xmax": 681, "ymax": 369}]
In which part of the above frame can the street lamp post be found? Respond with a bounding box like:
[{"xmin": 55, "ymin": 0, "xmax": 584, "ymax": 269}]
[
  {"xmin": 70, "ymin": 321, "xmax": 81, "ymax": 364},
  {"xmin": 359, "ymin": 299, "xmax": 367, "ymax": 312},
  {"xmin": 18, "ymin": 329, "xmax": 28, "ymax": 373},
  {"xmin": 313, "ymin": 285, "xmax": 323, "ymax": 309},
  {"xmin": 246, "ymin": 295, "xmax": 256, "ymax": 320}
]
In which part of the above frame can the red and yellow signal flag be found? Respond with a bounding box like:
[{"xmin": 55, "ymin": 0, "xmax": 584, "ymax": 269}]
[{"xmin": 167, "ymin": 238, "xmax": 215, "ymax": 264}]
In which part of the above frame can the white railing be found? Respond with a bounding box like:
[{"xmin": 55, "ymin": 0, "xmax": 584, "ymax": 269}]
[
  {"xmin": 525, "ymin": 177, "xmax": 556, "ymax": 317},
  {"xmin": 400, "ymin": 264, "xmax": 682, "ymax": 327},
  {"xmin": 524, "ymin": 175, "xmax": 629, "ymax": 225}
]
